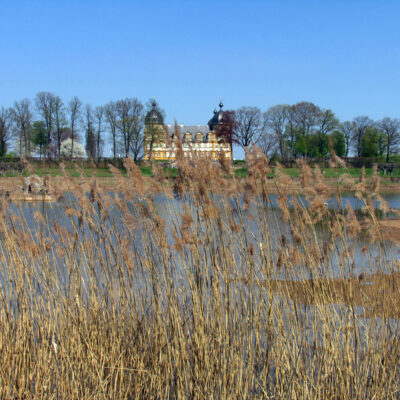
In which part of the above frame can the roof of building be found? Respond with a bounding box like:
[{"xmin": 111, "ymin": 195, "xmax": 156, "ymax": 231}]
[
  {"xmin": 167, "ymin": 125, "xmax": 209, "ymax": 135},
  {"xmin": 145, "ymin": 100, "xmax": 164, "ymax": 125},
  {"xmin": 166, "ymin": 125, "xmax": 210, "ymax": 143},
  {"xmin": 207, "ymin": 102, "xmax": 224, "ymax": 131}
]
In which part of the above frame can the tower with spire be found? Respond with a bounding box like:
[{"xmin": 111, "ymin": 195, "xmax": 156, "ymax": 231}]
[{"xmin": 144, "ymin": 100, "xmax": 166, "ymax": 161}]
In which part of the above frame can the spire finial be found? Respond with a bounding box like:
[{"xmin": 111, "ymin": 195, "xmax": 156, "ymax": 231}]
[
  {"xmin": 152, "ymin": 99, "xmax": 157, "ymax": 108},
  {"xmin": 219, "ymin": 100, "xmax": 223, "ymax": 109}
]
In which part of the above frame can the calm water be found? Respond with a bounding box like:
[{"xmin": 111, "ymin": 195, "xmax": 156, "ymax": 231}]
[
  {"xmin": 8, "ymin": 191, "xmax": 400, "ymax": 225},
  {"xmin": 5, "ymin": 191, "xmax": 400, "ymax": 280}
]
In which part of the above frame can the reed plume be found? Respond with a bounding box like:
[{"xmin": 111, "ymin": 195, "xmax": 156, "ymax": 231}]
[{"xmin": 0, "ymin": 154, "xmax": 398, "ymax": 399}]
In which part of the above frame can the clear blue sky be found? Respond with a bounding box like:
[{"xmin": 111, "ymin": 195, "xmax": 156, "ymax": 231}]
[{"xmin": 1, "ymin": 0, "xmax": 400, "ymax": 157}]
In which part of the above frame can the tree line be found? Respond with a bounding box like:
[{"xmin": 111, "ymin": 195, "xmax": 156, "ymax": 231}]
[
  {"xmin": 0, "ymin": 92, "xmax": 157, "ymax": 161},
  {"xmin": 0, "ymin": 94, "xmax": 399, "ymax": 163},
  {"xmin": 227, "ymin": 102, "xmax": 400, "ymax": 162}
]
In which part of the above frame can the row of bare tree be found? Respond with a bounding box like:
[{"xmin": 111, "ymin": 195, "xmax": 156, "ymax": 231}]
[{"xmin": 0, "ymin": 92, "xmax": 155, "ymax": 161}]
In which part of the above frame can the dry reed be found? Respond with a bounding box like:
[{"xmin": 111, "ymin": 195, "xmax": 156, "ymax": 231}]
[{"xmin": 0, "ymin": 150, "xmax": 399, "ymax": 399}]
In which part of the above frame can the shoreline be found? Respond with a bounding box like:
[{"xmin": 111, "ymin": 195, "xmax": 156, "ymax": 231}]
[{"xmin": 1, "ymin": 176, "xmax": 400, "ymax": 195}]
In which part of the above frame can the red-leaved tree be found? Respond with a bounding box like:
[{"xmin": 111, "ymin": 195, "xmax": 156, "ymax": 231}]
[{"xmin": 215, "ymin": 110, "xmax": 236, "ymax": 146}]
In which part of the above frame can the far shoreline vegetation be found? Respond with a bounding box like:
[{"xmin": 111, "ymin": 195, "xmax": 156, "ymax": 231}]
[{"xmin": 2, "ymin": 92, "xmax": 400, "ymax": 167}]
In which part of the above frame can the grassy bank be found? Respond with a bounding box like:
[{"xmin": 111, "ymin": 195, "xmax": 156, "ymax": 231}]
[{"xmin": 4, "ymin": 161, "xmax": 400, "ymax": 181}]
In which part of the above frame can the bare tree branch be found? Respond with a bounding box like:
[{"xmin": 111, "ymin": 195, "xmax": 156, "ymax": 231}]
[
  {"xmin": 378, "ymin": 117, "xmax": 400, "ymax": 162},
  {"xmin": 233, "ymin": 106, "xmax": 264, "ymax": 149},
  {"xmin": 67, "ymin": 97, "xmax": 82, "ymax": 159}
]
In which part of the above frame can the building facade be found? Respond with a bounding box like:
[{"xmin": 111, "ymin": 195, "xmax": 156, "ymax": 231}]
[{"xmin": 144, "ymin": 101, "xmax": 232, "ymax": 161}]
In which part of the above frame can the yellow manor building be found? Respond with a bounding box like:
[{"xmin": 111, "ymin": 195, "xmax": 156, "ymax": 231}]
[{"xmin": 144, "ymin": 101, "xmax": 232, "ymax": 161}]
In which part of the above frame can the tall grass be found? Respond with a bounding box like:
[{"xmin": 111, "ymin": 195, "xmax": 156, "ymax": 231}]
[{"xmin": 0, "ymin": 147, "xmax": 399, "ymax": 399}]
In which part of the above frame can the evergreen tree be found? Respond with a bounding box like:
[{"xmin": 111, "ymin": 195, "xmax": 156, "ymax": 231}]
[
  {"xmin": 86, "ymin": 125, "xmax": 96, "ymax": 160},
  {"xmin": 32, "ymin": 121, "xmax": 48, "ymax": 160}
]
